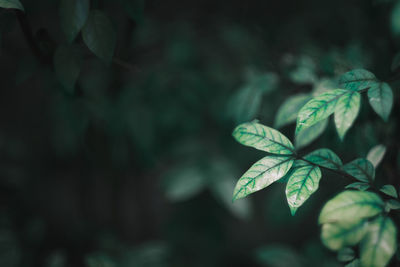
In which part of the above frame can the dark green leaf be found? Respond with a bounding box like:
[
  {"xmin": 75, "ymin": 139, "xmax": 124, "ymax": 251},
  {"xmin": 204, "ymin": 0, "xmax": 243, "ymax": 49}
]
[
  {"xmin": 338, "ymin": 69, "xmax": 378, "ymax": 92},
  {"xmin": 295, "ymin": 118, "xmax": 328, "ymax": 149},
  {"xmin": 319, "ymin": 191, "xmax": 384, "ymax": 224},
  {"xmin": 255, "ymin": 245, "xmax": 302, "ymax": 267},
  {"xmin": 345, "ymin": 259, "xmax": 361, "ymax": 267},
  {"xmin": 59, "ymin": 0, "xmax": 89, "ymax": 42},
  {"xmin": 0, "ymin": 0, "xmax": 24, "ymax": 11},
  {"xmin": 274, "ymin": 94, "xmax": 310, "ymax": 129},
  {"xmin": 345, "ymin": 182, "xmax": 370, "ymax": 191},
  {"xmin": 392, "ymin": 0, "xmax": 400, "ymax": 37},
  {"xmin": 338, "ymin": 248, "xmax": 355, "ymax": 262},
  {"xmin": 82, "ymin": 10, "xmax": 116, "ymax": 63},
  {"xmin": 334, "ymin": 91, "xmax": 361, "ymax": 140},
  {"xmin": 367, "ymin": 82, "xmax": 393, "ymax": 121},
  {"xmin": 304, "ymin": 148, "xmax": 343, "ymax": 170},
  {"xmin": 386, "ymin": 199, "xmax": 400, "ymax": 210},
  {"xmin": 232, "ymin": 122, "xmax": 295, "ymax": 155},
  {"xmin": 342, "ymin": 158, "xmax": 375, "ymax": 183},
  {"xmin": 53, "ymin": 45, "xmax": 82, "ymax": 93},
  {"xmin": 227, "ymin": 86, "xmax": 263, "ymax": 124},
  {"xmin": 380, "ymin": 185, "xmax": 398, "ymax": 198},
  {"xmin": 360, "ymin": 216, "xmax": 397, "ymax": 267},
  {"xmin": 233, "ymin": 155, "xmax": 294, "ymax": 201}
]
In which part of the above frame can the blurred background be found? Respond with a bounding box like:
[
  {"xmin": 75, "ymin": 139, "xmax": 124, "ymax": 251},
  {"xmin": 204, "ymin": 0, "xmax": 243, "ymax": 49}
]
[{"xmin": 0, "ymin": 0, "xmax": 400, "ymax": 266}]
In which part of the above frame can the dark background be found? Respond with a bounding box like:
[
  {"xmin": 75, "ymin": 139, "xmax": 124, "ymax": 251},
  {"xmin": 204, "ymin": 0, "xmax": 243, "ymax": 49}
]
[{"xmin": 0, "ymin": 0, "xmax": 399, "ymax": 266}]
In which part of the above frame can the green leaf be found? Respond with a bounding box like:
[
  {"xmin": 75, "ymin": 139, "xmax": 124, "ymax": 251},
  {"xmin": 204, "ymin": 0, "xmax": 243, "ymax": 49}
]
[
  {"xmin": 338, "ymin": 69, "xmax": 378, "ymax": 92},
  {"xmin": 255, "ymin": 245, "xmax": 302, "ymax": 267},
  {"xmin": 321, "ymin": 220, "xmax": 368, "ymax": 250},
  {"xmin": 319, "ymin": 191, "xmax": 384, "ymax": 224},
  {"xmin": 380, "ymin": 185, "xmax": 398, "ymax": 198},
  {"xmin": 304, "ymin": 148, "xmax": 343, "ymax": 170},
  {"xmin": 274, "ymin": 94, "xmax": 310, "ymax": 129},
  {"xmin": 295, "ymin": 118, "xmax": 328, "ymax": 149},
  {"xmin": 386, "ymin": 199, "xmax": 400, "ymax": 210},
  {"xmin": 345, "ymin": 182, "xmax": 370, "ymax": 191},
  {"xmin": 392, "ymin": 0, "xmax": 400, "ymax": 37},
  {"xmin": 334, "ymin": 91, "xmax": 361, "ymax": 140},
  {"xmin": 233, "ymin": 155, "xmax": 294, "ymax": 201},
  {"xmin": 82, "ymin": 10, "xmax": 116, "ymax": 63},
  {"xmin": 360, "ymin": 216, "xmax": 397, "ymax": 267},
  {"xmin": 342, "ymin": 158, "xmax": 375, "ymax": 183},
  {"xmin": 227, "ymin": 86, "xmax": 263, "ymax": 124},
  {"xmin": 0, "ymin": 0, "xmax": 24, "ymax": 11},
  {"xmin": 367, "ymin": 145, "xmax": 386, "ymax": 168},
  {"xmin": 367, "ymin": 82, "xmax": 393, "ymax": 121},
  {"xmin": 345, "ymin": 259, "xmax": 361, "ymax": 267},
  {"xmin": 59, "ymin": 0, "xmax": 89, "ymax": 42},
  {"xmin": 232, "ymin": 122, "xmax": 295, "ymax": 155},
  {"xmin": 54, "ymin": 45, "xmax": 82, "ymax": 93},
  {"xmin": 285, "ymin": 163, "xmax": 321, "ymax": 215},
  {"xmin": 338, "ymin": 248, "xmax": 355, "ymax": 262},
  {"xmin": 296, "ymin": 89, "xmax": 347, "ymax": 134}
]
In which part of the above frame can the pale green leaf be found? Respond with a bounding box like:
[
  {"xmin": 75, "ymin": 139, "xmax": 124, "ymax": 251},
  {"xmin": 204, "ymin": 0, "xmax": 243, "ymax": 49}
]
[
  {"xmin": 233, "ymin": 155, "xmax": 294, "ymax": 201},
  {"xmin": 227, "ymin": 86, "xmax": 263, "ymax": 124},
  {"xmin": 285, "ymin": 164, "xmax": 321, "ymax": 215},
  {"xmin": 321, "ymin": 220, "xmax": 368, "ymax": 250},
  {"xmin": 319, "ymin": 191, "xmax": 384, "ymax": 224},
  {"xmin": 334, "ymin": 91, "xmax": 361, "ymax": 140},
  {"xmin": 0, "ymin": 0, "xmax": 24, "ymax": 11},
  {"xmin": 304, "ymin": 148, "xmax": 343, "ymax": 170},
  {"xmin": 338, "ymin": 69, "xmax": 378, "ymax": 92},
  {"xmin": 386, "ymin": 199, "xmax": 400, "ymax": 210},
  {"xmin": 367, "ymin": 145, "xmax": 386, "ymax": 168},
  {"xmin": 295, "ymin": 118, "xmax": 328, "ymax": 149},
  {"xmin": 342, "ymin": 158, "xmax": 375, "ymax": 183},
  {"xmin": 296, "ymin": 89, "xmax": 347, "ymax": 134},
  {"xmin": 82, "ymin": 10, "xmax": 116, "ymax": 63},
  {"xmin": 59, "ymin": 0, "xmax": 89, "ymax": 42},
  {"xmin": 380, "ymin": 185, "xmax": 398, "ymax": 198},
  {"xmin": 338, "ymin": 248, "xmax": 355, "ymax": 262},
  {"xmin": 367, "ymin": 82, "xmax": 393, "ymax": 121},
  {"xmin": 345, "ymin": 182, "xmax": 370, "ymax": 191},
  {"xmin": 360, "ymin": 216, "xmax": 397, "ymax": 267},
  {"xmin": 233, "ymin": 122, "xmax": 295, "ymax": 155},
  {"xmin": 54, "ymin": 45, "xmax": 82, "ymax": 93},
  {"xmin": 274, "ymin": 94, "xmax": 310, "ymax": 129}
]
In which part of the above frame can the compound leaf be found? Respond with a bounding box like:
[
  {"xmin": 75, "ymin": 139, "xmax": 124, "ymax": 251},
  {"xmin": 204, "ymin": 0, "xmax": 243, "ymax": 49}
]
[
  {"xmin": 338, "ymin": 69, "xmax": 378, "ymax": 92},
  {"xmin": 285, "ymin": 163, "xmax": 321, "ymax": 215},
  {"xmin": 233, "ymin": 122, "xmax": 295, "ymax": 155},
  {"xmin": 233, "ymin": 155, "xmax": 294, "ymax": 201},
  {"xmin": 0, "ymin": 0, "xmax": 24, "ymax": 11},
  {"xmin": 82, "ymin": 10, "xmax": 116, "ymax": 63},
  {"xmin": 319, "ymin": 191, "xmax": 384, "ymax": 224},
  {"xmin": 360, "ymin": 216, "xmax": 397, "ymax": 267},
  {"xmin": 334, "ymin": 91, "xmax": 361, "ymax": 140},
  {"xmin": 367, "ymin": 82, "xmax": 393, "ymax": 121},
  {"xmin": 367, "ymin": 145, "xmax": 386, "ymax": 168},
  {"xmin": 342, "ymin": 158, "xmax": 375, "ymax": 183},
  {"xmin": 296, "ymin": 89, "xmax": 347, "ymax": 134},
  {"xmin": 274, "ymin": 93, "xmax": 310, "ymax": 129},
  {"xmin": 304, "ymin": 148, "xmax": 342, "ymax": 170},
  {"xmin": 59, "ymin": 0, "xmax": 89, "ymax": 42}
]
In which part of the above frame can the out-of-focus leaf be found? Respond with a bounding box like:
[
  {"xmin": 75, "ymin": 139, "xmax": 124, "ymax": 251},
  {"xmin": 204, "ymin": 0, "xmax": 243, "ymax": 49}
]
[
  {"xmin": 232, "ymin": 122, "xmax": 295, "ymax": 155},
  {"xmin": 345, "ymin": 182, "xmax": 370, "ymax": 191},
  {"xmin": 338, "ymin": 69, "xmax": 378, "ymax": 92},
  {"xmin": 274, "ymin": 94, "xmax": 310, "ymax": 129},
  {"xmin": 391, "ymin": 0, "xmax": 400, "ymax": 37},
  {"xmin": 321, "ymin": 220, "xmax": 368, "ymax": 250},
  {"xmin": 82, "ymin": 10, "xmax": 116, "ymax": 63},
  {"xmin": 367, "ymin": 145, "xmax": 386, "ymax": 168},
  {"xmin": 119, "ymin": 0, "xmax": 145, "ymax": 23},
  {"xmin": 296, "ymin": 89, "xmax": 347, "ymax": 134},
  {"xmin": 319, "ymin": 191, "xmax": 384, "ymax": 224},
  {"xmin": 0, "ymin": 229, "xmax": 21, "ymax": 267},
  {"xmin": 233, "ymin": 155, "xmax": 294, "ymax": 201},
  {"xmin": 295, "ymin": 118, "xmax": 328, "ymax": 149},
  {"xmin": 45, "ymin": 251, "xmax": 66, "ymax": 267},
  {"xmin": 367, "ymin": 82, "xmax": 393, "ymax": 121},
  {"xmin": 119, "ymin": 241, "xmax": 170, "ymax": 267},
  {"xmin": 360, "ymin": 216, "xmax": 397, "ymax": 267},
  {"xmin": 255, "ymin": 245, "xmax": 303, "ymax": 267},
  {"xmin": 391, "ymin": 52, "xmax": 400, "ymax": 71},
  {"xmin": 227, "ymin": 86, "xmax": 263, "ymax": 124},
  {"xmin": 0, "ymin": 0, "xmax": 24, "ymax": 11},
  {"xmin": 342, "ymin": 158, "xmax": 375, "ymax": 183},
  {"xmin": 345, "ymin": 259, "xmax": 361, "ymax": 267},
  {"xmin": 380, "ymin": 185, "xmax": 398, "ymax": 198},
  {"xmin": 59, "ymin": 0, "xmax": 89, "ymax": 42},
  {"xmin": 334, "ymin": 91, "xmax": 361, "ymax": 140},
  {"xmin": 386, "ymin": 199, "xmax": 400, "ymax": 210},
  {"xmin": 304, "ymin": 148, "xmax": 343, "ymax": 170},
  {"xmin": 85, "ymin": 253, "xmax": 116, "ymax": 267},
  {"xmin": 285, "ymin": 163, "xmax": 321, "ymax": 215},
  {"xmin": 54, "ymin": 44, "xmax": 82, "ymax": 93},
  {"xmin": 337, "ymin": 248, "xmax": 355, "ymax": 262}
]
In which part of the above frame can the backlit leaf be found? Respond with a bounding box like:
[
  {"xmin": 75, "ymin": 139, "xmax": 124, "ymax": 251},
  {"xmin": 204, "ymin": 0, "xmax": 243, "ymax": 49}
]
[
  {"xmin": 82, "ymin": 10, "xmax": 116, "ymax": 63},
  {"xmin": 274, "ymin": 93, "xmax": 310, "ymax": 129},
  {"xmin": 367, "ymin": 82, "xmax": 393, "ymax": 121},
  {"xmin": 0, "ymin": 0, "xmax": 24, "ymax": 11},
  {"xmin": 232, "ymin": 122, "xmax": 295, "ymax": 155},
  {"xmin": 233, "ymin": 155, "xmax": 294, "ymax": 201},
  {"xmin": 360, "ymin": 216, "xmax": 397, "ymax": 267},
  {"xmin": 304, "ymin": 148, "xmax": 342, "ymax": 170},
  {"xmin": 285, "ymin": 163, "xmax": 322, "ymax": 215},
  {"xmin": 321, "ymin": 220, "xmax": 368, "ymax": 250},
  {"xmin": 380, "ymin": 185, "xmax": 398, "ymax": 198},
  {"xmin": 367, "ymin": 145, "xmax": 386, "ymax": 168},
  {"xmin": 319, "ymin": 191, "xmax": 384, "ymax": 224},
  {"xmin": 334, "ymin": 91, "xmax": 361, "ymax": 140},
  {"xmin": 296, "ymin": 89, "xmax": 347, "ymax": 134},
  {"xmin": 59, "ymin": 0, "xmax": 89, "ymax": 42},
  {"xmin": 295, "ymin": 118, "xmax": 328, "ymax": 149},
  {"xmin": 338, "ymin": 69, "xmax": 378, "ymax": 92},
  {"xmin": 342, "ymin": 158, "xmax": 375, "ymax": 183}
]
